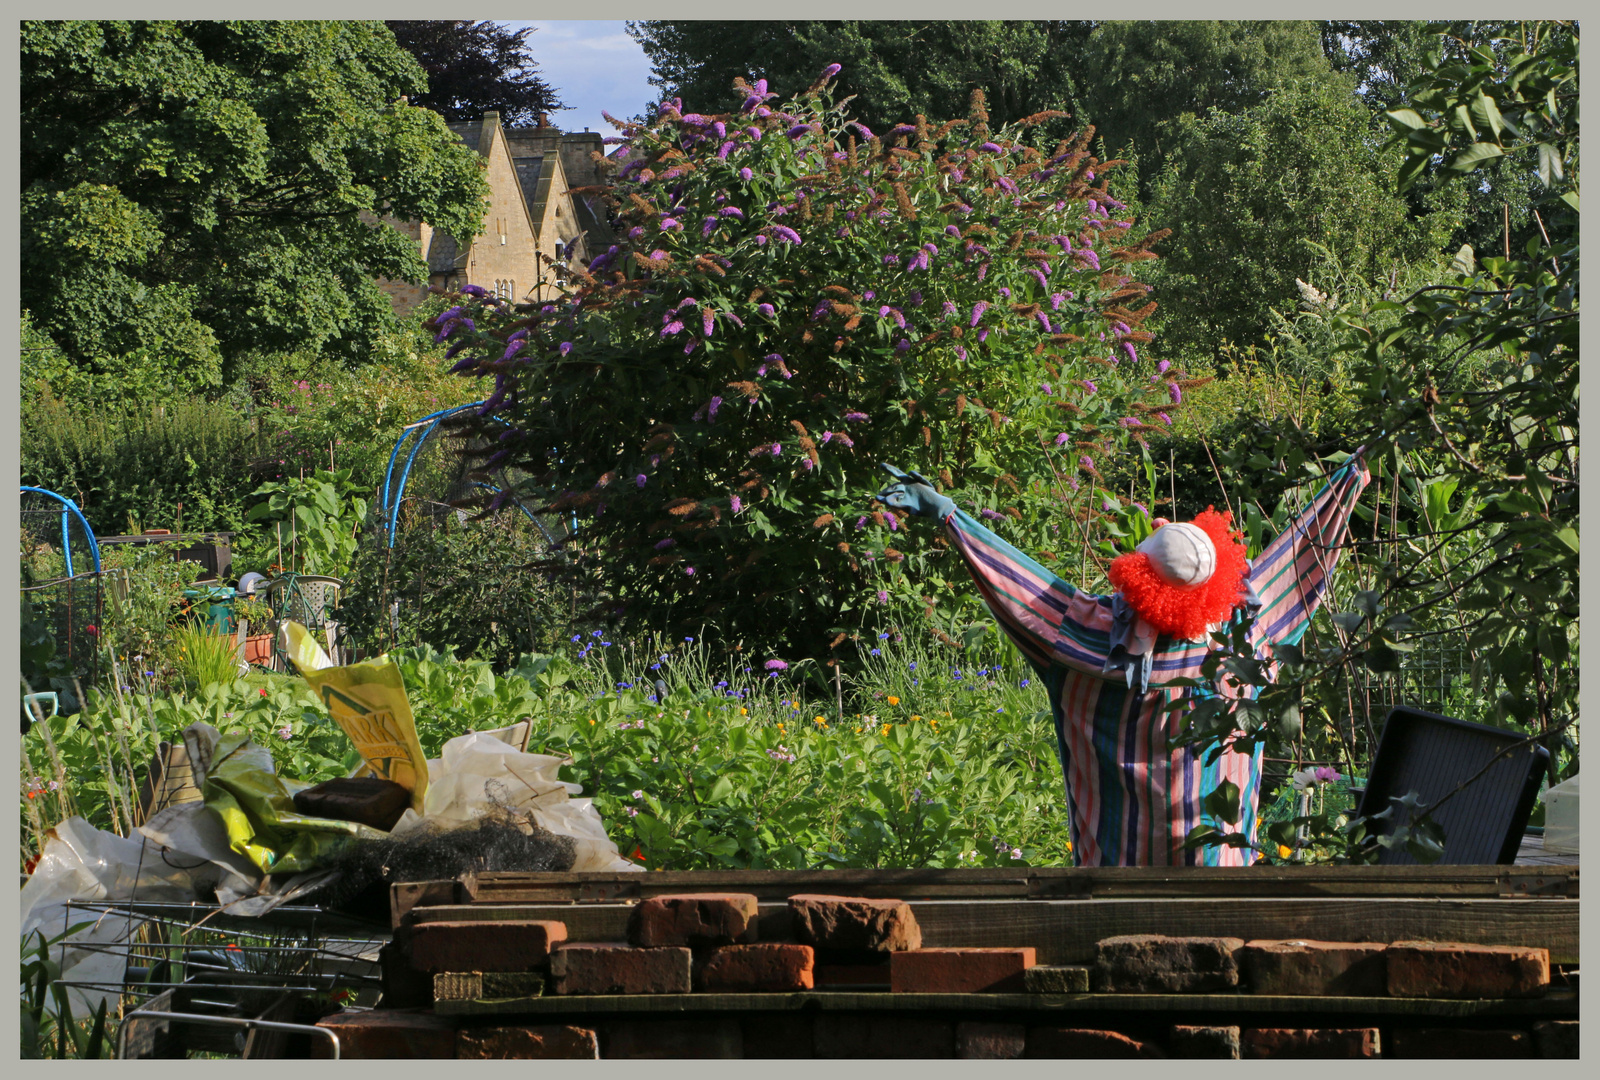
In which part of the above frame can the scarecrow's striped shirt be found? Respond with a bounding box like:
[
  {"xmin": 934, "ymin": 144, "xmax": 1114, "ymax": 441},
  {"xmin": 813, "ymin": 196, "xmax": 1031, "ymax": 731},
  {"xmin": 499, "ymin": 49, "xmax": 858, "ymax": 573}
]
[{"xmin": 940, "ymin": 457, "xmax": 1371, "ymax": 866}]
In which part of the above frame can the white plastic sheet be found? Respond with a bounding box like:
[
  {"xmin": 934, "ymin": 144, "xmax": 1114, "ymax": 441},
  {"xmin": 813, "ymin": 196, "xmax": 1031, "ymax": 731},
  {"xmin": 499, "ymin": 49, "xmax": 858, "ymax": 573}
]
[{"xmin": 391, "ymin": 730, "xmax": 642, "ymax": 873}]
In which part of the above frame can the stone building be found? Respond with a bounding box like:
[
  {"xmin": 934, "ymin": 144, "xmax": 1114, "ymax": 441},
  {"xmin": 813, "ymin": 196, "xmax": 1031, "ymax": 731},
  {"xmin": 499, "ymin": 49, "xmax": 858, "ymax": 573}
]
[{"xmin": 373, "ymin": 112, "xmax": 616, "ymax": 317}]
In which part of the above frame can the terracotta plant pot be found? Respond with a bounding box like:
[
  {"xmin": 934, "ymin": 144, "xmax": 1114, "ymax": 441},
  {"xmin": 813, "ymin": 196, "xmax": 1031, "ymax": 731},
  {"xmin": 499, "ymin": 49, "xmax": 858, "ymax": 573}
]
[{"xmin": 244, "ymin": 634, "xmax": 274, "ymax": 666}]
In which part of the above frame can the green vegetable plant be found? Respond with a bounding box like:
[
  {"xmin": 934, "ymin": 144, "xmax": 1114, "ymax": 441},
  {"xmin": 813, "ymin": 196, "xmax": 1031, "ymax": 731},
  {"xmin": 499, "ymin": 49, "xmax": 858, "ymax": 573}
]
[{"xmin": 245, "ymin": 469, "xmax": 369, "ymax": 579}]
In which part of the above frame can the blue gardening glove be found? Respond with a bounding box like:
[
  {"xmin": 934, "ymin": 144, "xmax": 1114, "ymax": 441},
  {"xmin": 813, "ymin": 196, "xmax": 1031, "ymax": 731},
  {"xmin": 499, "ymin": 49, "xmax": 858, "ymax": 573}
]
[{"xmin": 877, "ymin": 463, "xmax": 956, "ymax": 521}]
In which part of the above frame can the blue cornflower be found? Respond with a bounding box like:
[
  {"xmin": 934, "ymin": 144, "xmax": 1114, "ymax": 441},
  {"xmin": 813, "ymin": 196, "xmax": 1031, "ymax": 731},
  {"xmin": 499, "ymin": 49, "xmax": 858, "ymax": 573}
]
[
  {"xmin": 870, "ymin": 648, "xmax": 881, "ymax": 656},
  {"xmin": 571, "ymin": 634, "xmax": 582, "ymax": 643},
  {"xmin": 650, "ymin": 663, "xmax": 660, "ymax": 670},
  {"xmin": 1020, "ymin": 678, "xmax": 1031, "ymax": 688},
  {"xmin": 592, "ymin": 630, "xmax": 603, "ymax": 638},
  {"xmin": 878, "ymin": 633, "xmax": 889, "ymax": 640}
]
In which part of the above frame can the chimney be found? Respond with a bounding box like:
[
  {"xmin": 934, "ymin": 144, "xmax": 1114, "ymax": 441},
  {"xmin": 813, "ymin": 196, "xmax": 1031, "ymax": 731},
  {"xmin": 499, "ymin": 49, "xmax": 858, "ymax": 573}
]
[
  {"xmin": 537, "ymin": 111, "xmax": 550, "ymax": 129},
  {"xmin": 483, "ymin": 110, "xmax": 500, "ymax": 130}
]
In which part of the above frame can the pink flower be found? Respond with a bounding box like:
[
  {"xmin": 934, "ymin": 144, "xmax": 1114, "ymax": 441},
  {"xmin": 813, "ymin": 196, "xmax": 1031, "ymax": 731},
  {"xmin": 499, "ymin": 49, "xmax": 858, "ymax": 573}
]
[
  {"xmin": 731, "ymin": 495, "xmax": 743, "ymax": 514},
  {"xmin": 1168, "ymin": 383, "xmax": 1182, "ymax": 404},
  {"xmin": 1055, "ymin": 433, "xmax": 1070, "ymax": 446},
  {"xmin": 844, "ymin": 411, "xmax": 868, "ymax": 423},
  {"xmin": 684, "ymin": 566, "xmax": 695, "ymax": 576},
  {"xmin": 636, "ymin": 474, "xmax": 648, "ymax": 487},
  {"xmin": 765, "ymin": 659, "xmax": 788, "ymax": 671}
]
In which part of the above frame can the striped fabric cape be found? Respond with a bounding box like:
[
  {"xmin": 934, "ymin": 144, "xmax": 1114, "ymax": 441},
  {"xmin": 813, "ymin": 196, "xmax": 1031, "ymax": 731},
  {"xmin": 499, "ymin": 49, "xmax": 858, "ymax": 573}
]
[{"xmin": 941, "ymin": 456, "xmax": 1371, "ymax": 866}]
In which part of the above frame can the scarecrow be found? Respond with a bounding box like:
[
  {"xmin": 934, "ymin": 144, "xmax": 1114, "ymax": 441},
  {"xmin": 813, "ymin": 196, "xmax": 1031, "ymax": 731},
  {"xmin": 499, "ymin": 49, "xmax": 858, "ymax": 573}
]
[{"xmin": 877, "ymin": 454, "xmax": 1370, "ymax": 866}]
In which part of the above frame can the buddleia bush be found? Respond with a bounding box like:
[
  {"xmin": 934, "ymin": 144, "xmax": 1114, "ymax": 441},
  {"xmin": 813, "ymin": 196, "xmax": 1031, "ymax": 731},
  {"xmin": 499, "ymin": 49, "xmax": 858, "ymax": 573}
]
[{"xmin": 436, "ymin": 65, "xmax": 1192, "ymax": 659}]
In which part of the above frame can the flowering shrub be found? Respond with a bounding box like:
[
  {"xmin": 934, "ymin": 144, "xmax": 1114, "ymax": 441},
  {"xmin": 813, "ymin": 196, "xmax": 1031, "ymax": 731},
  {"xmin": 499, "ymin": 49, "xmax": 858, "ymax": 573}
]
[{"xmin": 435, "ymin": 67, "xmax": 1185, "ymax": 656}]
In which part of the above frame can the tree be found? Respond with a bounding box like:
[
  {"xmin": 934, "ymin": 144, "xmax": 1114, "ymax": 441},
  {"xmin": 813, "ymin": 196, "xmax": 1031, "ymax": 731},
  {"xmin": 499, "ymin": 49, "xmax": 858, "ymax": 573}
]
[
  {"xmin": 627, "ymin": 21, "xmax": 1091, "ymax": 137},
  {"xmin": 1072, "ymin": 20, "xmax": 1335, "ymax": 192},
  {"xmin": 386, "ymin": 21, "xmax": 564, "ymax": 127},
  {"xmin": 434, "ymin": 72, "xmax": 1181, "ymax": 659},
  {"xmin": 1141, "ymin": 78, "xmax": 1455, "ymax": 360},
  {"xmin": 21, "ymin": 20, "xmax": 490, "ymax": 397},
  {"xmin": 1321, "ymin": 20, "xmax": 1571, "ymax": 260}
]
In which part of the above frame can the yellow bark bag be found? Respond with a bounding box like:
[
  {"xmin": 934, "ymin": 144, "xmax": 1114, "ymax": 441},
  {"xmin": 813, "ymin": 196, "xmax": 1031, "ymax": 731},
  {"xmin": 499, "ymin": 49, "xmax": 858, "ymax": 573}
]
[{"xmin": 280, "ymin": 622, "xmax": 430, "ymax": 812}]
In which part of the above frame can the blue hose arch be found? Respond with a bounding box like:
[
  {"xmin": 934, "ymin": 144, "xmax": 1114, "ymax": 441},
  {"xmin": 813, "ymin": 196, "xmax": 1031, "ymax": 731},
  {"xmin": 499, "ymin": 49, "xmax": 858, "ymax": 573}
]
[
  {"xmin": 378, "ymin": 403, "xmax": 557, "ymax": 548},
  {"xmin": 20, "ymin": 486, "xmax": 101, "ymax": 577}
]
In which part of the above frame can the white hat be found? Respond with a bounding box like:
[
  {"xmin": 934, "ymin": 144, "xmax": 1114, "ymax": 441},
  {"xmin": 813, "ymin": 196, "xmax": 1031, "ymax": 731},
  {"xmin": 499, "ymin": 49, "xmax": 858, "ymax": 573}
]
[{"xmin": 1135, "ymin": 521, "xmax": 1217, "ymax": 590}]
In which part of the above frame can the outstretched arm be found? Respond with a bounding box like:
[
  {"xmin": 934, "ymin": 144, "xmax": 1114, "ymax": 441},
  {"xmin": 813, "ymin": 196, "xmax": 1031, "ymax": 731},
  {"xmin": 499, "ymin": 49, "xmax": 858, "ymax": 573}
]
[
  {"xmin": 1247, "ymin": 453, "xmax": 1372, "ymax": 647},
  {"xmin": 878, "ymin": 465, "xmax": 1114, "ymax": 676}
]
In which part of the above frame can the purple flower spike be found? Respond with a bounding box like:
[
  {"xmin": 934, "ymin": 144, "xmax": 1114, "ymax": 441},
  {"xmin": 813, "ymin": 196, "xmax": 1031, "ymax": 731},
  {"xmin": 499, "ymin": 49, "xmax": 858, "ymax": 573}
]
[
  {"xmin": 731, "ymin": 495, "xmax": 743, "ymax": 513},
  {"xmin": 945, "ymin": 225, "xmax": 961, "ymax": 237},
  {"xmin": 1082, "ymin": 379, "xmax": 1097, "ymax": 393},
  {"xmin": 655, "ymin": 538, "xmax": 676, "ymax": 550},
  {"xmin": 980, "ymin": 141, "xmax": 1003, "ymax": 152},
  {"xmin": 757, "ymin": 303, "xmax": 776, "ymax": 317},
  {"xmin": 1053, "ymin": 432, "xmax": 1071, "ymax": 446},
  {"xmin": 771, "ymin": 443, "xmax": 783, "ymax": 455},
  {"xmin": 635, "ymin": 474, "xmax": 648, "ymax": 487},
  {"xmin": 786, "ymin": 124, "xmax": 812, "ymax": 139},
  {"xmin": 660, "ymin": 217, "xmax": 681, "ymax": 230},
  {"xmin": 1168, "ymin": 382, "xmax": 1182, "ymax": 404},
  {"xmin": 559, "ymin": 342, "xmax": 574, "ymax": 356},
  {"xmin": 702, "ymin": 308, "xmax": 715, "ymax": 335},
  {"xmin": 719, "ymin": 206, "xmax": 744, "ymax": 218},
  {"xmin": 1079, "ymin": 455, "xmax": 1093, "ymax": 470},
  {"xmin": 1157, "ymin": 359, "xmax": 1171, "ymax": 374},
  {"xmin": 765, "ymin": 658, "xmax": 789, "ymax": 671},
  {"xmin": 1124, "ymin": 343, "xmax": 1138, "ymax": 363},
  {"xmin": 661, "ymin": 320, "xmax": 684, "ymax": 337},
  {"xmin": 771, "ymin": 225, "xmax": 802, "ymax": 245},
  {"xmin": 970, "ymin": 301, "xmax": 988, "ymax": 326},
  {"xmin": 844, "ymin": 411, "xmax": 868, "ymax": 422},
  {"xmin": 821, "ymin": 63, "xmax": 842, "ymax": 78}
]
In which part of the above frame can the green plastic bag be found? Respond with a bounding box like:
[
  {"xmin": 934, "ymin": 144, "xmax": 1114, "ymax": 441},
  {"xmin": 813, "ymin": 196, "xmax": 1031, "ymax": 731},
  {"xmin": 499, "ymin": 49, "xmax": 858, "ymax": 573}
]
[{"xmin": 201, "ymin": 729, "xmax": 388, "ymax": 875}]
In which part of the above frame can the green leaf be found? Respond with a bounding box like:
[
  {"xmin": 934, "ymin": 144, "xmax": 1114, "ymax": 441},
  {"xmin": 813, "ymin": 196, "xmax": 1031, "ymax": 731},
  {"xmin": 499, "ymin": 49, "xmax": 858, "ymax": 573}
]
[
  {"xmin": 1445, "ymin": 142, "xmax": 1504, "ymax": 172},
  {"xmin": 1383, "ymin": 108, "xmax": 1428, "ymax": 132},
  {"xmin": 1553, "ymin": 527, "xmax": 1579, "ymax": 553},
  {"xmin": 1559, "ymin": 191, "xmax": 1579, "ymax": 213},
  {"xmin": 1537, "ymin": 141, "xmax": 1564, "ymax": 186},
  {"xmin": 707, "ymin": 775, "xmax": 734, "ymax": 804},
  {"xmin": 1202, "ymin": 780, "xmax": 1241, "ymax": 825}
]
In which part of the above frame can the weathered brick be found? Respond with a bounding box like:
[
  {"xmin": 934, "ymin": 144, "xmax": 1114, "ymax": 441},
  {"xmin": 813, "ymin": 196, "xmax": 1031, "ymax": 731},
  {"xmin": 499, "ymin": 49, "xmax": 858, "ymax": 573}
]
[
  {"xmin": 601, "ymin": 1018, "xmax": 743, "ymax": 1058},
  {"xmin": 813, "ymin": 962, "xmax": 891, "ymax": 988},
  {"xmin": 626, "ymin": 892, "xmax": 759, "ymax": 947},
  {"xmin": 1532, "ymin": 1020, "xmax": 1579, "ymax": 1058},
  {"xmin": 550, "ymin": 942, "xmax": 692, "ymax": 995},
  {"xmin": 1241, "ymin": 1028, "xmax": 1379, "ymax": 1058},
  {"xmin": 1023, "ymin": 964, "xmax": 1091, "ymax": 994},
  {"xmin": 457, "ymin": 1025, "xmax": 598, "ymax": 1059},
  {"xmin": 1243, "ymin": 939, "xmax": 1387, "ymax": 996},
  {"xmin": 815, "ymin": 1015, "xmax": 953, "ymax": 1058},
  {"xmin": 1168, "ymin": 1025, "xmax": 1240, "ymax": 1058},
  {"xmin": 1093, "ymin": 934, "xmax": 1244, "ymax": 993},
  {"xmin": 1027, "ymin": 1028, "xmax": 1161, "ymax": 1058},
  {"xmin": 433, "ymin": 971, "xmax": 545, "ymax": 1001},
  {"xmin": 697, "ymin": 943, "xmax": 814, "ymax": 992},
  {"xmin": 787, "ymin": 894, "xmax": 922, "ymax": 952},
  {"xmin": 1387, "ymin": 941, "xmax": 1549, "ymax": 999},
  {"xmin": 378, "ymin": 939, "xmax": 432, "ymax": 1009},
  {"xmin": 1387, "ymin": 1027, "xmax": 1531, "ymax": 1058},
  {"xmin": 314, "ymin": 1008, "xmax": 458, "ymax": 1059},
  {"xmin": 406, "ymin": 920, "xmax": 567, "ymax": 973},
  {"xmin": 957, "ymin": 1021, "xmax": 1027, "ymax": 1059},
  {"xmin": 741, "ymin": 1014, "xmax": 814, "ymax": 1058},
  {"xmin": 890, "ymin": 947, "xmax": 1035, "ymax": 993}
]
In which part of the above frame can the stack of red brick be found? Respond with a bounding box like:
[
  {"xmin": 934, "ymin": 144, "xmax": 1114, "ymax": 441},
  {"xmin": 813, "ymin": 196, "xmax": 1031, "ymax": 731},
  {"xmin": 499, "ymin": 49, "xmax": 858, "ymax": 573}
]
[{"xmin": 327, "ymin": 892, "xmax": 1574, "ymax": 1059}]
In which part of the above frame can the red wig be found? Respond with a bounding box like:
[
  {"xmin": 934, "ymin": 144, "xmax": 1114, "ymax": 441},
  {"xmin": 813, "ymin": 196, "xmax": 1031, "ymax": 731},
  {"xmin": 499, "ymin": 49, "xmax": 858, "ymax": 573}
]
[{"xmin": 1107, "ymin": 507, "xmax": 1250, "ymax": 640}]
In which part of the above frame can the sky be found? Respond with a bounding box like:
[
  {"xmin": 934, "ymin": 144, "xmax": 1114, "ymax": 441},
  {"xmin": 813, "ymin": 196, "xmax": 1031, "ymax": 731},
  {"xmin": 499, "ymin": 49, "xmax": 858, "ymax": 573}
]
[{"xmin": 501, "ymin": 21, "xmax": 657, "ymax": 136}]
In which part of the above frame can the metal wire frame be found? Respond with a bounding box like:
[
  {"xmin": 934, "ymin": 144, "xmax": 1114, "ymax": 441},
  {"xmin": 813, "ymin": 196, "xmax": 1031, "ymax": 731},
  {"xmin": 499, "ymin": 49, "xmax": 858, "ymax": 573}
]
[
  {"xmin": 20, "ymin": 485, "xmax": 101, "ymax": 577},
  {"xmin": 116, "ymin": 1009, "xmax": 341, "ymax": 1060}
]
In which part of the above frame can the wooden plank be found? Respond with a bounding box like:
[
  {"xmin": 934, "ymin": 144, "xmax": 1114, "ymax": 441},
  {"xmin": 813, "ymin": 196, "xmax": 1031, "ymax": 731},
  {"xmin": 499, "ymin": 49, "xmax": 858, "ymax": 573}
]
[
  {"xmin": 432, "ymin": 988, "xmax": 1578, "ymax": 1019},
  {"xmin": 403, "ymin": 897, "xmax": 1579, "ymax": 964},
  {"xmin": 459, "ymin": 864, "xmax": 1578, "ymax": 905}
]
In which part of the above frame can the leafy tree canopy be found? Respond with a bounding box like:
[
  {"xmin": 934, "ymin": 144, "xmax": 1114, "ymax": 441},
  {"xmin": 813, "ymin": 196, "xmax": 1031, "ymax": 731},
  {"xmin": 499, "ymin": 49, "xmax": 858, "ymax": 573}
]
[
  {"xmin": 1143, "ymin": 77, "xmax": 1458, "ymax": 360},
  {"xmin": 21, "ymin": 20, "xmax": 491, "ymax": 398},
  {"xmin": 386, "ymin": 20, "xmax": 564, "ymax": 127},
  {"xmin": 627, "ymin": 21, "xmax": 1092, "ymax": 137}
]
